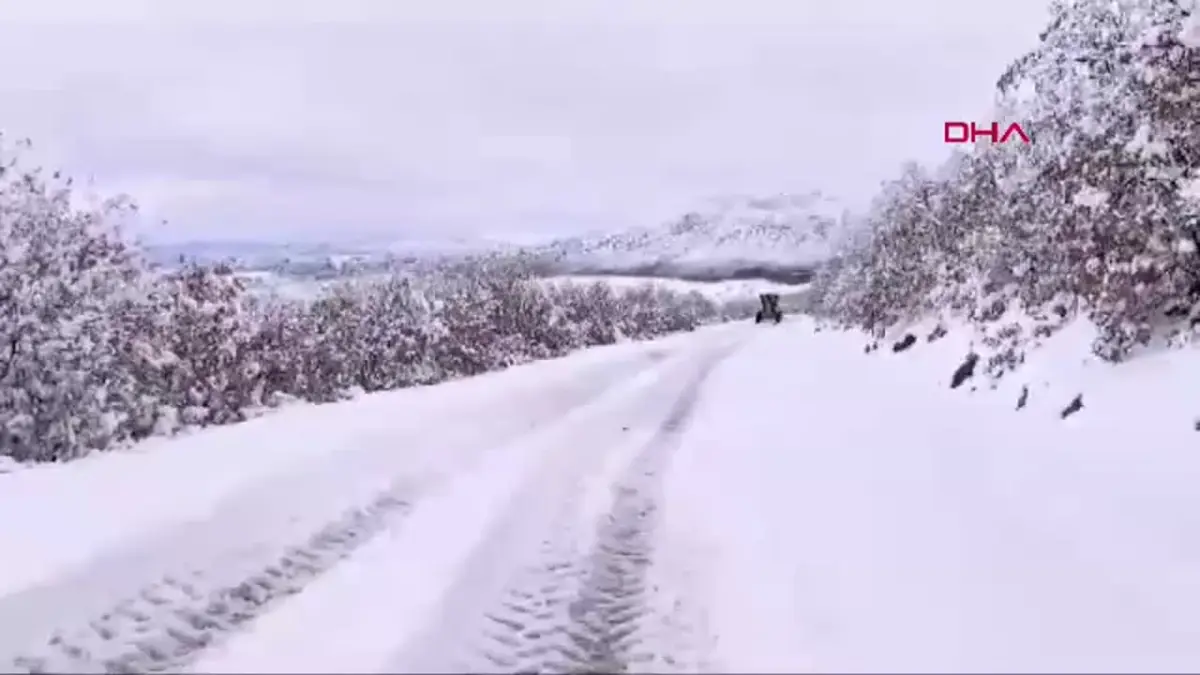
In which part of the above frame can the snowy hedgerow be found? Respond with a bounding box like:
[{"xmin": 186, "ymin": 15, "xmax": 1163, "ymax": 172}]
[
  {"xmin": 545, "ymin": 281, "xmax": 625, "ymax": 346},
  {"xmin": 0, "ymin": 143, "xmax": 725, "ymax": 461},
  {"xmin": 0, "ymin": 138, "xmax": 154, "ymax": 461},
  {"xmin": 815, "ymin": 0, "xmax": 1200, "ymax": 366}
]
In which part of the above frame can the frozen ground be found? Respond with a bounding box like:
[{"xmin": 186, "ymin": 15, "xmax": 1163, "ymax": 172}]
[{"xmin": 5, "ymin": 316, "xmax": 1200, "ymax": 672}]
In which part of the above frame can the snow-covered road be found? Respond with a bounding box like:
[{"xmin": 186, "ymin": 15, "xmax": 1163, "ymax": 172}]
[{"xmin": 7, "ymin": 318, "xmax": 1200, "ymax": 672}]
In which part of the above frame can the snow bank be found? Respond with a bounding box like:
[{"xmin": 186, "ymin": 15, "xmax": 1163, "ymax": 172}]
[
  {"xmin": 664, "ymin": 316, "xmax": 1200, "ymax": 672},
  {"xmin": 849, "ymin": 316, "xmax": 1200, "ymax": 434}
]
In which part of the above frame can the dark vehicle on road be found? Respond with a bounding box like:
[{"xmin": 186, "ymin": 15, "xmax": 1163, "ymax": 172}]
[{"xmin": 755, "ymin": 293, "xmax": 783, "ymax": 324}]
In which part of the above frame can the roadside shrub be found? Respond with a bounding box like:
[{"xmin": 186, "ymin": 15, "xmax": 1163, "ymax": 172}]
[{"xmin": 0, "ymin": 140, "xmax": 728, "ymax": 461}]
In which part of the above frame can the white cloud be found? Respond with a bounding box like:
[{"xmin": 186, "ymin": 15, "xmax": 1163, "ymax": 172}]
[{"xmin": 0, "ymin": 0, "xmax": 1051, "ymax": 242}]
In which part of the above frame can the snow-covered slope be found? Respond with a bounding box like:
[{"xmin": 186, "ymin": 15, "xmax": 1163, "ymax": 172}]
[
  {"xmin": 8, "ymin": 317, "xmax": 1200, "ymax": 671},
  {"xmin": 534, "ymin": 192, "xmax": 846, "ymax": 278}
]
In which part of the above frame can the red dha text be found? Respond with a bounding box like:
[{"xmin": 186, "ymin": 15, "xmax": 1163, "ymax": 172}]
[{"xmin": 944, "ymin": 121, "xmax": 1031, "ymax": 144}]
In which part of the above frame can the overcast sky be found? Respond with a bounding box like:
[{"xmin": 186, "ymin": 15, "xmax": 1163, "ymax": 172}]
[{"xmin": 0, "ymin": 0, "xmax": 1051, "ymax": 244}]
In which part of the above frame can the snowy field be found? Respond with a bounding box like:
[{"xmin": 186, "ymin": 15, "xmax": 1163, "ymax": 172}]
[
  {"xmin": 237, "ymin": 269, "xmax": 805, "ymax": 305},
  {"xmin": 234, "ymin": 270, "xmax": 343, "ymax": 302},
  {"xmin": 5, "ymin": 317, "xmax": 1200, "ymax": 671},
  {"xmin": 539, "ymin": 275, "xmax": 806, "ymax": 304}
]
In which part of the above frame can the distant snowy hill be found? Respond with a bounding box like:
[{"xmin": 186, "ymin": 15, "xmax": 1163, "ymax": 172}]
[
  {"xmin": 530, "ymin": 192, "xmax": 846, "ymax": 282},
  {"xmin": 142, "ymin": 240, "xmax": 371, "ymax": 269},
  {"xmin": 143, "ymin": 193, "xmax": 844, "ymax": 284},
  {"xmin": 141, "ymin": 236, "xmax": 512, "ymax": 274}
]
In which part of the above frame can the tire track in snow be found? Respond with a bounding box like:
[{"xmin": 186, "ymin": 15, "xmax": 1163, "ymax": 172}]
[
  {"xmin": 474, "ymin": 539, "xmax": 587, "ymax": 672},
  {"xmin": 10, "ymin": 477, "xmax": 419, "ymax": 674},
  {"xmin": 2, "ymin": 349, "xmax": 678, "ymax": 674},
  {"xmin": 555, "ymin": 355, "xmax": 719, "ymax": 673},
  {"xmin": 453, "ymin": 347, "xmax": 733, "ymax": 673}
]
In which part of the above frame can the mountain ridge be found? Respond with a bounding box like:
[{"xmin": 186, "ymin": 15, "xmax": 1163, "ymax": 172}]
[
  {"xmin": 144, "ymin": 191, "xmax": 845, "ymax": 284},
  {"xmin": 527, "ymin": 191, "xmax": 845, "ymax": 281}
]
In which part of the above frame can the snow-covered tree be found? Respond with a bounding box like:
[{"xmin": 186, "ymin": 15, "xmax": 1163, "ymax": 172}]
[
  {"xmin": 817, "ymin": 0, "xmax": 1199, "ymax": 364},
  {"xmin": 0, "ymin": 138, "xmax": 153, "ymax": 460}
]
